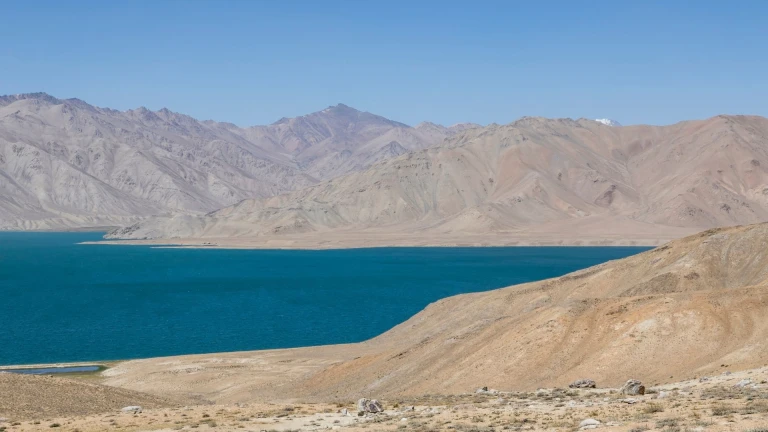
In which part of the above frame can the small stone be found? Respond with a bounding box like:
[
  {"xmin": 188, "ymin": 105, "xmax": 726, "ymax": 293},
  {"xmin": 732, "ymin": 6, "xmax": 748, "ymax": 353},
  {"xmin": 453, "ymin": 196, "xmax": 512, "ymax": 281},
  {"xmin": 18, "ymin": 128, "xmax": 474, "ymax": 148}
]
[
  {"xmin": 657, "ymin": 391, "xmax": 669, "ymax": 399},
  {"xmin": 340, "ymin": 408, "xmax": 348, "ymax": 416},
  {"xmin": 579, "ymin": 418, "xmax": 601, "ymax": 429},
  {"xmin": 621, "ymin": 398, "xmax": 638, "ymax": 404},
  {"xmin": 735, "ymin": 379, "xmax": 752, "ymax": 388},
  {"xmin": 476, "ymin": 386, "xmax": 489, "ymax": 393},
  {"xmin": 620, "ymin": 379, "xmax": 645, "ymax": 395},
  {"xmin": 401, "ymin": 418, "xmax": 408, "ymax": 422},
  {"xmin": 698, "ymin": 376, "xmax": 709, "ymax": 382},
  {"xmin": 569, "ymin": 379, "xmax": 597, "ymax": 389},
  {"xmin": 121, "ymin": 406, "xmax": 142, "ymax": 413}
]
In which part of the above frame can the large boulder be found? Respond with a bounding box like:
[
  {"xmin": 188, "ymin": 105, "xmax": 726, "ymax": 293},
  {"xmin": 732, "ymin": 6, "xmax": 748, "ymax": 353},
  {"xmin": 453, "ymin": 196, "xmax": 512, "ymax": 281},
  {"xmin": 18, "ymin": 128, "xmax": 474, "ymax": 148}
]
[
  {"xmin": 620, "ymin": 379, "xmax": 645, "ymax": 395},
  {"xmin": 357, "ymin": 398, "xmax": 383, "ymax": 415},
  {"xmin": 569, "ymin": 379, "xmax": 597, "ymax": 389}
]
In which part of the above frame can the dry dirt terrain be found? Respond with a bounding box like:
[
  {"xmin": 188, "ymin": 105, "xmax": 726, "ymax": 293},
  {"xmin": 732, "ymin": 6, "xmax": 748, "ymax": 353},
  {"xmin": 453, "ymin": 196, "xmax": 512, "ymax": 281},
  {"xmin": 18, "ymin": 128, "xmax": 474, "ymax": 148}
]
[
  {"xmin": 3, "ymin": 366, "xmax": 768, "ymax": 431},
  {"xmin": 0, "ymin": 373, "xmax": 180, "ymax": 420},
  {"xmin": 109, "ymin": 115, "xmax": 768, "ymax": 247}
]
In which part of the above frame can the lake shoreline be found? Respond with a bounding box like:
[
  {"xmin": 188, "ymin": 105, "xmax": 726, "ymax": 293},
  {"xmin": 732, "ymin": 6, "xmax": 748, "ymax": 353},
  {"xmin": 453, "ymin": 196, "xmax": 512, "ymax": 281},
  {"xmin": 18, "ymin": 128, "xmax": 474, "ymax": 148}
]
[
  {"xmin": 1, "ymin": 231, "xmax": 650, "ymax": 368},
  {"xmin": 82, "ymin": 233, "xmax": 684, "ymax": 250}
]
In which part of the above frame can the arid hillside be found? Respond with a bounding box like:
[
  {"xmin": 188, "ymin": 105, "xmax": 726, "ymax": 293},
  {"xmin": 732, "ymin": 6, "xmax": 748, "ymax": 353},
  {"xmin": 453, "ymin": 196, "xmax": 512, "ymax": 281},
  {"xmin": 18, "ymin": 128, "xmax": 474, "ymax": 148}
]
[
  {"xmin": 0, "ymin": 93, "xmax": 463, "ymax": 230},
  {"xmin": 108, "ymin": 115, "xmax": 768, "ymax": 243},
  {"xmin": 104, "ymin": 223, "xmax": 768, "ymax": 403}
]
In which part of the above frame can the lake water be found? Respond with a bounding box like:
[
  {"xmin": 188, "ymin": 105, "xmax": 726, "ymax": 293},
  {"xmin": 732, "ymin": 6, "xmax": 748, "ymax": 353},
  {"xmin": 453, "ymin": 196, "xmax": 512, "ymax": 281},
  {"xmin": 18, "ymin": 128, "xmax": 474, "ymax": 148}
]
[
  {"xmin": 0, "ymin": 232, "xmax": 650, "ymax": 366},
  {"xmin": 2, "ymin": 366, "xmax": 102, "ymax": 374}
]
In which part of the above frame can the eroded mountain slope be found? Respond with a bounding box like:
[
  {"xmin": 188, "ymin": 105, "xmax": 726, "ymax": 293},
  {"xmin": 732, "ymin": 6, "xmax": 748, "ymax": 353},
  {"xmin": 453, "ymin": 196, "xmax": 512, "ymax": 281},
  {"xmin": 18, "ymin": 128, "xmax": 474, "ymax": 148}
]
[
  {"xmin": 109, "ymin": 115, "xmax": 768, "ymax": 241},
  {"xmin": 0, "ymin": 94, "xmax": 462, "ymax": 229}
]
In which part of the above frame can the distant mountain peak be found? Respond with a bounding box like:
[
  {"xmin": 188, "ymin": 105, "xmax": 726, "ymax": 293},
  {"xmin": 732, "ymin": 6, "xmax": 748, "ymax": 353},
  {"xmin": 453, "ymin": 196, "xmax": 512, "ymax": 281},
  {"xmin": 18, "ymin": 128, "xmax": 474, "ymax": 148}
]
[
  {"xmin": 270, "ymin": 103, "xmax": 408, "ymax": 130},
  {"xmin": 0, "ymin": 92, "xmax": 62, "ymax": 106},
  {"xmin": 415, "ymin": 121, "xmax": 446, "ymax": 130},
  {"xmin": 449, "ymin": 122, "xmax": 482, "ymax": 131},
  {"xmin": 594, "ymin": 118, "xmax": 622, "ymax": 127},
  {"xmin": 320, "ymin": 103, "xmax": 361, "ymax": 116},
  {"xmin": 270, "ymin": 117, "xmax": 291, "ymax": 125}
]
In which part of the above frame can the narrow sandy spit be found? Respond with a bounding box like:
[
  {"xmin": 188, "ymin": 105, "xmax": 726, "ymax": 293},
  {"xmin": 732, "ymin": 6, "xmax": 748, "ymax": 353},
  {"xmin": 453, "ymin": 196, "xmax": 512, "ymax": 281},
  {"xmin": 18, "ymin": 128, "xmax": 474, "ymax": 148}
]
[{"xmin": 81, "ymin": 230, "xmax": 691, "ymax": 250}]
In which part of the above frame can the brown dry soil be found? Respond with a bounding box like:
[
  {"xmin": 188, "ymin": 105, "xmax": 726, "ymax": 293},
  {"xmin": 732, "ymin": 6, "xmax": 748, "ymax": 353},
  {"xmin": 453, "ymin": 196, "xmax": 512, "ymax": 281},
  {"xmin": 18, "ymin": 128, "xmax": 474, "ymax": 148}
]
[
  {"xmin": 0, "ymin": 373, "xmax": 183, "ymax": 420},
  {"xmin": 3, "ymin": 366, "xmax": 768, "ymax": 431}
]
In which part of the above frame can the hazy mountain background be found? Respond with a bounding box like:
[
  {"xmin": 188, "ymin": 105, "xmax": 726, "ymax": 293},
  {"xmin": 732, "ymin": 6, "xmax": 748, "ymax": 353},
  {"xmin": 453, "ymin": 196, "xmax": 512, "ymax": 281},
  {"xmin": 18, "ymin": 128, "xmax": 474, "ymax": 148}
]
[
  {"xmin": 0, "ymin": 93, "xmax": 472, "ymax": 229},
  {"xmin": 109, "ymin": 114, "xmax": 768, "ymax": 242}
]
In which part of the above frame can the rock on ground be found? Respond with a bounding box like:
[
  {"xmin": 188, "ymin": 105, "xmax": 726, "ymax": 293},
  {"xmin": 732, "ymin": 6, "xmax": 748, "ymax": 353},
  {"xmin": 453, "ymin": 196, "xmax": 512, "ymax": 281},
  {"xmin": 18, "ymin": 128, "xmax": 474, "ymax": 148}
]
[
  {"xmin": 569, "ymin": 379, "xmax": 597, "ymax": 389},
  {"xmin": 356, "ymin": 398, "xmax": 383, "ymax": 415},
  {"xmin": 579, "ymin": 418, "xmax": 601, "ymax": 429},
  {"xmin": 620, "ymin": 379, "xmax": 645, "ymax": 395}
]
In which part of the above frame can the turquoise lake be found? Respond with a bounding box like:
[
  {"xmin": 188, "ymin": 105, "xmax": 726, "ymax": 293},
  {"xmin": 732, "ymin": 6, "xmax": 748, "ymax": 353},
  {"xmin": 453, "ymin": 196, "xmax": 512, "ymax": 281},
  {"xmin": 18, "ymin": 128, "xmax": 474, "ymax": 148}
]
[{"xmin": 0, "ymin": 232, "xmax": 650, "ymax": 366}]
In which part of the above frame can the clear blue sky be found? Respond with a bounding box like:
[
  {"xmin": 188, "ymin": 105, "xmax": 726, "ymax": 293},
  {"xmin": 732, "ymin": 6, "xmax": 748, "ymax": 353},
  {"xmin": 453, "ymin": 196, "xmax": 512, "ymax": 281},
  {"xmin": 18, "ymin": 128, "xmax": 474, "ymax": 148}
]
[{"xmin": 1, "ymin": 1, "xmax": 766, "ymax": 127}]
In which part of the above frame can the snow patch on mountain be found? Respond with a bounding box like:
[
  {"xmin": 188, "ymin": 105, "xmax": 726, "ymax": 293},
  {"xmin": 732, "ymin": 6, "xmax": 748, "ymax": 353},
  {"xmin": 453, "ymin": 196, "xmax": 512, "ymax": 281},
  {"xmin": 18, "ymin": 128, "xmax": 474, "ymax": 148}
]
[{"xmin": 594, "ymin": 118, "xmax": 622, "ymax": 127}]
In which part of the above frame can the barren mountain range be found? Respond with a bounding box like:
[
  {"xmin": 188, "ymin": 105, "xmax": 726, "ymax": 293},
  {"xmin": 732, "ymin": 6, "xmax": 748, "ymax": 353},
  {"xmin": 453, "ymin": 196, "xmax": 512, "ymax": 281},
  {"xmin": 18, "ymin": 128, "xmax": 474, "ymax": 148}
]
[
  {"xmin": 3, "ymin": 92, "xmax": 767, "ymax": 241},
  {"xmin": 0, "ymin": 93, "xmax": 470, "ymax": 230},
  {"xmin": 109, "ymin": 114, "xmax": 768, "ymax": 245}
]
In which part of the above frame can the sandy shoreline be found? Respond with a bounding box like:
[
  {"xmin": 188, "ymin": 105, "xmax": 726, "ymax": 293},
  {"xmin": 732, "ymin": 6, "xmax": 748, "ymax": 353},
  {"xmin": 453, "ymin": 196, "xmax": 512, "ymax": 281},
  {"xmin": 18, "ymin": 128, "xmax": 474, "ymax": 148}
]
[
  {"xmin": 0, "ymin": 361, "xmax": 114, "ymax": 371},
  {"xmin": 83, "ymin": 217, "xmax": 700, "ymax": 249},
  {"xmin": 81, "ymin": 232, "xmax": 688, "ymax": 250}
]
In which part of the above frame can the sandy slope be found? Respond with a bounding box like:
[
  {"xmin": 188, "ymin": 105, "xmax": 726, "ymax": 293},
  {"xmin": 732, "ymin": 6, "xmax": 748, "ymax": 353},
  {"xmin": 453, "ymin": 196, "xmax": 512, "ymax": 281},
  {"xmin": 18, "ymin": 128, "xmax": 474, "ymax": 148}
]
[
  {"xmin": 109, "ymin": 115, "xmax": 768, "ymax": 245},
  {"xmin": 0, "ymin": 373, "xmax": 181, "ymax": 420},
  {"xmin": 100, "ymin": 224, "xmax": 768, "ymax": 405}
]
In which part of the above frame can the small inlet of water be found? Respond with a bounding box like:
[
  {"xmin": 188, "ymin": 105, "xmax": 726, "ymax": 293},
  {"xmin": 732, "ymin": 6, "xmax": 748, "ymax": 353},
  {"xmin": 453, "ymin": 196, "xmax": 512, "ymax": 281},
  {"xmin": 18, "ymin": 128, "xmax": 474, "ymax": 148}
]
[{"xmin": 0, "ymin": 365, "xmax": 102, "ymax": 375}]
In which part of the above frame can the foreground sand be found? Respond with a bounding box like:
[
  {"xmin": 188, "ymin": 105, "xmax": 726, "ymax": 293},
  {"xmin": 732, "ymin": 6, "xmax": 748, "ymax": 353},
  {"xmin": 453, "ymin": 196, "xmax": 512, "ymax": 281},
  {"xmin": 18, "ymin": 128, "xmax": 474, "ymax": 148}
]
[{"xmin": 3, "ymin": 366, "xmax": 768, "ymax": 431}]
